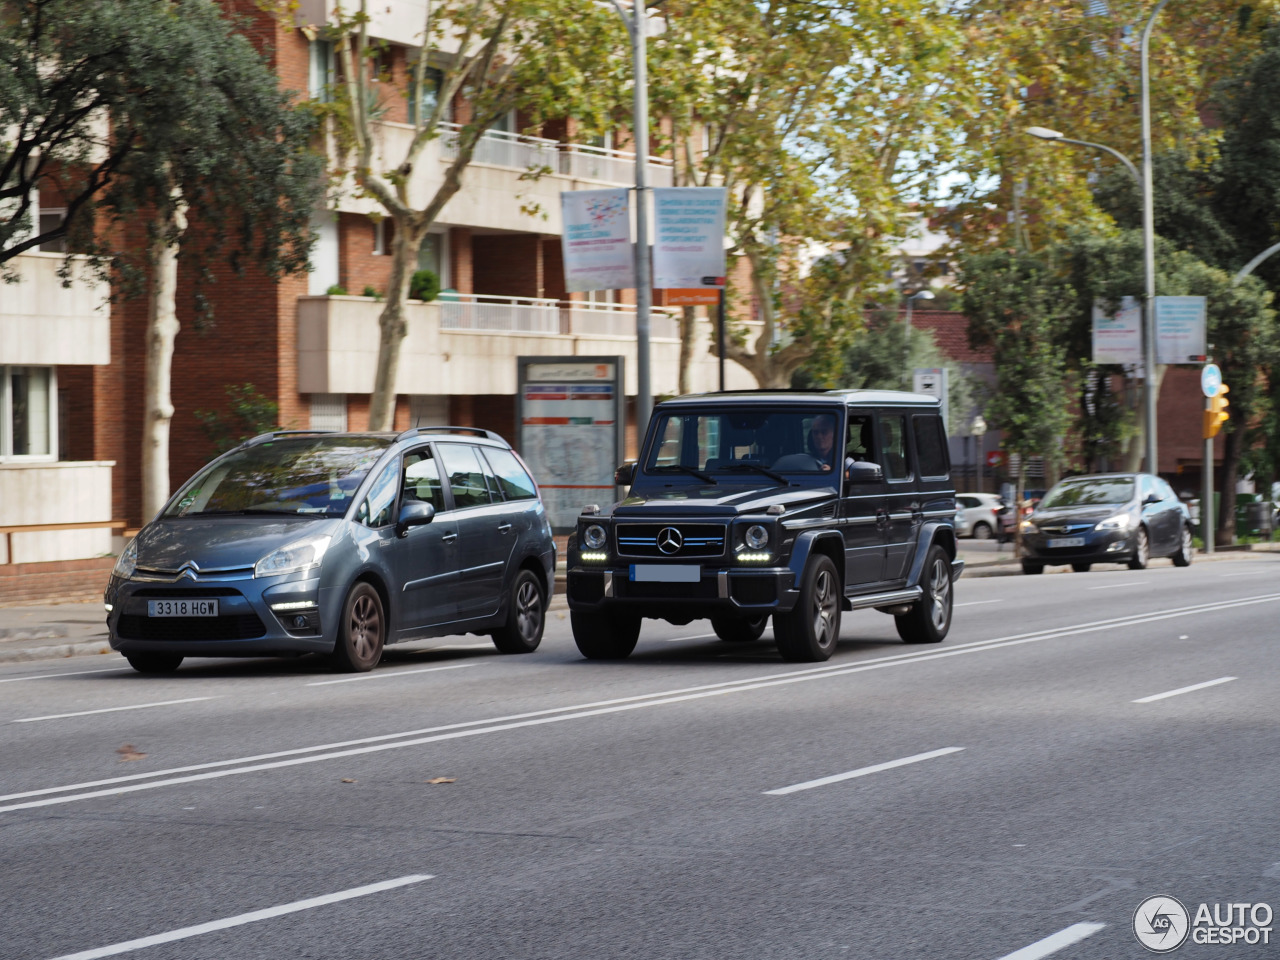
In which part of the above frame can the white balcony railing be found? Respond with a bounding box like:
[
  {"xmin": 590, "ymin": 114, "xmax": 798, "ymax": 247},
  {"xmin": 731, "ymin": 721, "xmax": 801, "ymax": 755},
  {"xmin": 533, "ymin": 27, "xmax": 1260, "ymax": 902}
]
[
  {"xmin": 564, "ymin": 302, "xmax": 679, "ymax": 339},
  {"xmin": 438, "ymin": 293, "xmax": 561, "ymax": 333},
  {"xmin": 437, "ymin": 123, "xmax": 561, "ymax": 173},
  {"xmin": 558, "ymin": 144, "xmax": 675, "ymax": 188}
]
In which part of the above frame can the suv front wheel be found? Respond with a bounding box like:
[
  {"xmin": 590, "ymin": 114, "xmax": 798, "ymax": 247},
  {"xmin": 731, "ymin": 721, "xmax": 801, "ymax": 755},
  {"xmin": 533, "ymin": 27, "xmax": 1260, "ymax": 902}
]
[
  {"xmin": 896, "ymin": 545, "xmax": 953, "ymax": 644},
  {"xmin": 774, "ymin": 553, "xmax": 841, "ymax": 662},
  {"xmin": 571, "ymin": 610, "xmax": 641, "ymax": 660}
]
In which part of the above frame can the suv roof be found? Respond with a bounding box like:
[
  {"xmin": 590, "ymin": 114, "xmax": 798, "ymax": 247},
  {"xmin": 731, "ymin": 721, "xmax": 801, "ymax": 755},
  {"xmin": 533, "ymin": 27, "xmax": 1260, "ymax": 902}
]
[{"xmin": 661, "ymin": 389, "xmax": 942, "ymax": 408}]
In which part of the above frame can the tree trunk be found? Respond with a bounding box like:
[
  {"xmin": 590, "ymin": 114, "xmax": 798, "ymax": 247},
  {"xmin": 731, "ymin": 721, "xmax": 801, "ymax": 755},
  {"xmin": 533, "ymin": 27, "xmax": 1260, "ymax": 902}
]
[
  {"xmin": 141, "ymin": 192, "xmax": 188, "ymax": 520},
  {"xmin": 678, "ymin": 305, "xmax": 697, "ymax": 395},
  {"xmin": 1216, "ymin": 425, "xmax": 1241, "ymax": 546},
  {"xmin": 368, "ymin": 214, "xmax": 428, "ymax": 431},
  {"xmin": 1013, "ymin": 460, "xmax": 1026, "ymax": 556}
]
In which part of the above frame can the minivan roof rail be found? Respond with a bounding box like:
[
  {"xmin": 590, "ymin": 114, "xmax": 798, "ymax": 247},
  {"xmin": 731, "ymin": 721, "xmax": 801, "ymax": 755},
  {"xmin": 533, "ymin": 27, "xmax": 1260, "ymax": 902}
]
[
  {"xmin": 242, "ymin": 429, "xmax": 336, "ymax": 447},
  {"xmin": 395, "ymin": 425, "xmax": 506, "ymax": 443}
]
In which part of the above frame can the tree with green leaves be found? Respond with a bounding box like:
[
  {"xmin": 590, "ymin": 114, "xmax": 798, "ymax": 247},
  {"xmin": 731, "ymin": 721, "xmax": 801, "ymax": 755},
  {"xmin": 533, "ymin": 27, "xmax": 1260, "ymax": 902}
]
[
  {"xmin": 648, "ymin": 0, "xmax": 977, "ymax": 389},
  {"xmin": 288, "ymin": 0, "xmax": 626, "ymax": 430},
  {"xmin": 960, "ymin": 248, "xmax": 1073, "ymax": 548}
]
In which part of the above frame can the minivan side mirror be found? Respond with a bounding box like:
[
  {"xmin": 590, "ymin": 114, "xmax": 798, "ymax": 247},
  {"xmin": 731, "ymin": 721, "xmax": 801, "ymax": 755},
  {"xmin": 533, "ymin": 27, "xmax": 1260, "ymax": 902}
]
[
  {"xmin": 396, "ymin": 500, "xmax": 435, "ymax": 536},
  {"xmin": 615, "ymin": 462, "xmax": 636, "ymax": 486},
  {"xmin": 845, "ymin": 461, "xmax": 883, "ymax": 484},
  {"xmin": 1143, "ymin": 493, "xmax": 1162, "ymax": 505}
]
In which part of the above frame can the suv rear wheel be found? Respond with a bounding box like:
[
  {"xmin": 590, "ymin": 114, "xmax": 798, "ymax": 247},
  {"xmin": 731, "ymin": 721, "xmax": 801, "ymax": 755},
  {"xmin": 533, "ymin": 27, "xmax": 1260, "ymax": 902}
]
[
  {"xmin": 774, "ymin": 554, "xmax": 841, "ymax": 662},
  {"xmin": 571, "ymin": 610, "xmax": 641, "ymax": 659},
  {"xmin": 896, "ymin": 545, "xmax": 953, "ymax": 644}
]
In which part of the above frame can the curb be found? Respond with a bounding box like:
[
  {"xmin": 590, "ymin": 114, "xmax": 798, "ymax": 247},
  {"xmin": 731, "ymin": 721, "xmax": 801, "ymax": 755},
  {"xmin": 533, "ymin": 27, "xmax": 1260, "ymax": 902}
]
[{"xmin": 0, "ymin": 638, "xmax": 114, "ymax": 664}]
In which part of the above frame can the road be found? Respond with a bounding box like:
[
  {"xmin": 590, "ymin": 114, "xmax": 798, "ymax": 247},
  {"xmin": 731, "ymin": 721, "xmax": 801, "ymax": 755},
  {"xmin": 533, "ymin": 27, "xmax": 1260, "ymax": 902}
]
[{"xmin": 2, "ymin": 553, "xmax": 1278, "ymax": 959}]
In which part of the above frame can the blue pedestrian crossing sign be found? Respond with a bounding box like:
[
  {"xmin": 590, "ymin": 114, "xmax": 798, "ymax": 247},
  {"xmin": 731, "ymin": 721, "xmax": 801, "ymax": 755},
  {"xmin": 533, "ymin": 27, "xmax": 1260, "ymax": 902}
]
[{"xmin": 1201, "ymin": 363, "xmax": 1222, "ymax": 398}]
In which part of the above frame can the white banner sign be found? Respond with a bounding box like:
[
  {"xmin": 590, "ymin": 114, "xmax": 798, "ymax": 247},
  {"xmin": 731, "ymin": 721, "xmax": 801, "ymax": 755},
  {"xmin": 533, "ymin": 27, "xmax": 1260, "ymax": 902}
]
[
  {"xmin": 652, "ymin": 187, "xmax": 727, "ymax": 289},
  {"xmin": 1155, "ymin": 295, "xmax": 1207, "ymax": 364},
  {"xmin": 1092, "ymin": 297, "xmax": 1143, "ymax": 366},
  {"xmin": 560, "ymin": 189, "xmax": 633, "ymax": 292}
]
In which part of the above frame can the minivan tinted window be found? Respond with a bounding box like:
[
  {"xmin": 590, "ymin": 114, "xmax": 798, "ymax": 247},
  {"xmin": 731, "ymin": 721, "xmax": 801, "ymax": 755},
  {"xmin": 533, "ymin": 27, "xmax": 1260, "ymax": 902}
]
[
  {"xmin": 483, "ymin": 447, "xmax": 538, "ymax": 500},
  {"xmin": 165, "ymin": 437, "xmax": 389, "ymax": 518}
]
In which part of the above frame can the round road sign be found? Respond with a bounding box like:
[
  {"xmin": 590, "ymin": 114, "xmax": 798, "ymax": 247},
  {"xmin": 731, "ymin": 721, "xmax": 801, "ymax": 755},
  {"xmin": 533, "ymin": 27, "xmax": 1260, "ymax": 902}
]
[{"xmin": 1201, "ymin": 363, "xmax": 1222, "ymax": 398}]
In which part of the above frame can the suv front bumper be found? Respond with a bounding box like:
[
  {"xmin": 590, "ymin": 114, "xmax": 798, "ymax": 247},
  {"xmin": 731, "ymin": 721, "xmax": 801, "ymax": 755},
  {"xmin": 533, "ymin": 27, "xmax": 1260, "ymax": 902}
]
[{"xmin": 566, "ymin": 564, "xmax": 799, "ymax": 616}]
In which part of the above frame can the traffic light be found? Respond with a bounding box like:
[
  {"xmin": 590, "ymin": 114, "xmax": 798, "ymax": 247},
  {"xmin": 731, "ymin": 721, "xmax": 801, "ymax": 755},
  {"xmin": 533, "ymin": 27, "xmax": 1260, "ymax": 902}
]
[{"xmin": 1204, "ymin": 384, "xmax": 1230, "ymax": 439}]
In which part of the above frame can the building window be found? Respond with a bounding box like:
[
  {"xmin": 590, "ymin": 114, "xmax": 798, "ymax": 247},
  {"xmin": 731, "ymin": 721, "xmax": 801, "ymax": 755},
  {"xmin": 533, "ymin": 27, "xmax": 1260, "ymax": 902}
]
[
  {"xmin": 38, "ymin": 208, "xmax": 66, "ymax": 253},
  {"xmin": 408, "ymin": 66, "xmax": 444, "ymax": 126},
  {"xmin": 310, "ymin": 394, "xmax": 347, "ymax": 432},
  {"xmin": 309, "ymin": 40, "xmax": 334, "ymax": 102},
  {"xmin": 373, "ymin": 218, "xmax": 386, "ymax": 256},
  {"xmin": 0, "ymin": 366, "xmax": 56, "ymax": 459},
  {"xmin": 417, "ymin": 231, "xmax": 448, "ymax": 287}
]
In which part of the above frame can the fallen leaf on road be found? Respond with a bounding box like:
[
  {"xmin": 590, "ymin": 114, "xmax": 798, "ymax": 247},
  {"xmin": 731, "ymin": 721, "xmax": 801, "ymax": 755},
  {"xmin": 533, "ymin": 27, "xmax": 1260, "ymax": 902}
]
[
  {"xmin": 116, "ymin": 744, "xmax": 146, "ymax": 762},
  {"xmin": 341, "ymin": 778, "xmax": 357, "ymax": 783},
  {"xmin": 425, "ymin": 777, "xmax": 457, "ymax": 784}
]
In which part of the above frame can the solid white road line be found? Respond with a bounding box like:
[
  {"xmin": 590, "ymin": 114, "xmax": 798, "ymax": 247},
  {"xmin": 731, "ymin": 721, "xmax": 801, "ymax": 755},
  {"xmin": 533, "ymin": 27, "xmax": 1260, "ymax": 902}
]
[
  {"xmin": 43, "ymin": 874, "xmax": 432, "ymax": 960},
  {"xmin": 763, "ymin": 747, "xmax": 964, "ymax": 795},
  {"xmin": 1133, "ymin": 676, "xmax": 1237, "ymax": 703},
  {"xmin": 11, "ymin": 698, "xmax": 214, "ymax": 723},
  {"xmin": 0, "ymin": 667, "xmax": 126, "ymax": 683},
  {"xmin": 664, "ymin": 633, "xmax": 718, "ymax": 642},
  {"xmin": 4, "ymin": 592, "xmax": 1278, "ymax": 814},
  {"xmin": 955, "ymin": 600, "xmax": 1003, "ymax": 607},
  {"xmin": 1219, "ymin": 570, "xmax": 1270, "ymax": 577},
  {"xmin": 993, "ymin": 922, "xmax": 1107, "ymax": 960},
  {"xmin": 1088, "ymin": 581, "xmax": 1145, "ymax": 590},
  {"xmin": 306, "ymin": 663, "xmax": 476, "ymax": 686}
]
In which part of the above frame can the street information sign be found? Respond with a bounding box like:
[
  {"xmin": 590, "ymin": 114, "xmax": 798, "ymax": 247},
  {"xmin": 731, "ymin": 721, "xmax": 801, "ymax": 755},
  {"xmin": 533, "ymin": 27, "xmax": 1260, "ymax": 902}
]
[
  {"xmin": 1201, "ymin": 363, "xmax": 1222, "ymax": 398},
  {"xmin": 518, "ymin": 356, "xmax": 625, "ymax": 531}
]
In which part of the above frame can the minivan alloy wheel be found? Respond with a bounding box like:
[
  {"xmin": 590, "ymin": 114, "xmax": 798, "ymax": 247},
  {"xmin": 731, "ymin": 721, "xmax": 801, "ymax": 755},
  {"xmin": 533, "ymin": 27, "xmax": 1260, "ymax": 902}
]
[
  {"xmin": 330, "ymin": 582, "xmax": 385, "ymax": 672},
  {"xmin": 493, "ymin": 569, "xmax": 546, "ymax": 654}
]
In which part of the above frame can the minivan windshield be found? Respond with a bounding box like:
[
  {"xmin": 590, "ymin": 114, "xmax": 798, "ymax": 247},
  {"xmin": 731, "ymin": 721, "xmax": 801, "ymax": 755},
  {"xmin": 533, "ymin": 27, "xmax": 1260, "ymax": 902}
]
[
  {"xmin": 1039, "ymin": 477, "xmax": 1135, "ymax": 509},
  {"xmin": 163, "ymin": 437, "xmax": 391, "ymax": 518},
  {"xmin": 643, "ymin": 408, "xmax": 843, "ymax": 480}
]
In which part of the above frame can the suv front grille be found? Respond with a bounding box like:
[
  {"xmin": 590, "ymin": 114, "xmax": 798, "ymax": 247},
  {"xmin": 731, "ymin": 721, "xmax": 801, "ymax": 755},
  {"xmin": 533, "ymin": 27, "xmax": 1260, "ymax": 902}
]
[{"xmin": 615, "ymin": 523, "xmax": 726, "ymax": 559}]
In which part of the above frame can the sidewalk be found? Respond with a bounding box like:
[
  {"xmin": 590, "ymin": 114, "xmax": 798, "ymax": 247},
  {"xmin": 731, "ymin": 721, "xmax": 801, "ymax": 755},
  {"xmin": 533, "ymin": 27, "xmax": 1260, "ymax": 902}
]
[{"xmin": 0, "ymin": 541, "xmax": 1274, "ymax": 666}]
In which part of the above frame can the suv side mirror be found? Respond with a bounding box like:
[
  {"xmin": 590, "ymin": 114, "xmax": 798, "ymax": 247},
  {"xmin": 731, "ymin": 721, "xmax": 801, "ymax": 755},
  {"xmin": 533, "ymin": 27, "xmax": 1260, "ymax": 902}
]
[
  {"xmin": 615, "ymin": 462, "xmax": 636, "ymax": 486},
  {"xmin": 845, "ymin": 461, "xmax": 883, "ymax": 484},
  {"xmin": 396, "ymin": 500, "xmax": 435, "ymax": 536}
]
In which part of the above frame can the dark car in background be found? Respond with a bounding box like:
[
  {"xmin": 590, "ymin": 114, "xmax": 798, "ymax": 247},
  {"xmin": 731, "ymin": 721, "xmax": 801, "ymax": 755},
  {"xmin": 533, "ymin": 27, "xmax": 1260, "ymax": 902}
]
[
  {"xmin": 1018, "ymin": 473, "xmax": 1193, "ymax": 574},
  {"xmin": 106, "ymin": 427, "xmax": 556, "ymax": 673}
]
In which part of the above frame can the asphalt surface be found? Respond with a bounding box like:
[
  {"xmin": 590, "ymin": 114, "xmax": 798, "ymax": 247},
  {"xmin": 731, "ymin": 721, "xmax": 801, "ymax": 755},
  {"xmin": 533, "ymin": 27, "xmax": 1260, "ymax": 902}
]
[{"xmin": 2, "ymin": 551, "xmax": 1279, "ymax": 959}]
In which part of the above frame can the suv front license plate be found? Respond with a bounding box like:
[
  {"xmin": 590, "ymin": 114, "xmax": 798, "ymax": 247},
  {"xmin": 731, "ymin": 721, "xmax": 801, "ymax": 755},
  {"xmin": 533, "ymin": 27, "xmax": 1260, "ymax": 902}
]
[
  {"xmin": 1047, "ymin": 537, "xmax": 1085, "ymax": 548},
  {"xmin": 148, "ymin": 599, "xmax": 219, "ymax": 617},
  {"xmin": 630, "ymin": 564, "xmax": 700, "ymax": 583}
]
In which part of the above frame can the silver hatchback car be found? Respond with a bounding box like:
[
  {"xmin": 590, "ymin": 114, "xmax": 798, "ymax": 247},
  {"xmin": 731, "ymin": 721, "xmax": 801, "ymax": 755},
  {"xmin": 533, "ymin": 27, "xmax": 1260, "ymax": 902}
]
[{"xmin": 106, "ymin": 427, "xmax": 556, "ymax": 674}]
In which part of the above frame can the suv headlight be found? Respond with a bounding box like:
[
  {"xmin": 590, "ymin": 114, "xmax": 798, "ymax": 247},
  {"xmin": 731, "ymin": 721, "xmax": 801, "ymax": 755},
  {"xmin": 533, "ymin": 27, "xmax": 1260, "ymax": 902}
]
[
  {"xmin": 112, "ymin": 538, "xmax": 138, "ymax": 580},
  {"xmin": 744, "ymin": 524, "xmax": 769, "ymax": 549},
  {"xmin": 254, "ymin": 534, "xmax": 332, "ymax": 578},
  {"xmin": 583, "ymin": 523, "xmax": 607, "ymax": 550},
  {"xmin": 1096, "ymin": 513, "xmax": 1132, "ymax": 531}
]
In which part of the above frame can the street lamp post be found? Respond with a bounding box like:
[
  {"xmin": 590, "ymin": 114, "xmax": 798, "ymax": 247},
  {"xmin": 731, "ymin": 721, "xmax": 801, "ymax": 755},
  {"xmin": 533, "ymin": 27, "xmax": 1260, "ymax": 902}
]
[
  {"xmin": 1139, "ymin": 0, "xmax": 1172, "ymax": 477},
  {"xmin": 1024, "ymin": 127, "xmax": 1140, "ymax": 187},
  {"xmin": 971, "ymin": 415, "xmax": 987, "ymax": 492},
  {"xmin": 610, "ymin": 0, "xmax": 653, "ymax": 441}
]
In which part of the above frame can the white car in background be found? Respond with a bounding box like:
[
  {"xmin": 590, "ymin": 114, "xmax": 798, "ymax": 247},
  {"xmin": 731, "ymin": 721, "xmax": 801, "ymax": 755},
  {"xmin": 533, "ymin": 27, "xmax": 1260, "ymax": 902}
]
[{"xmin": 956, "ymin": 493, "xmax": 1004, "ymax": 540}]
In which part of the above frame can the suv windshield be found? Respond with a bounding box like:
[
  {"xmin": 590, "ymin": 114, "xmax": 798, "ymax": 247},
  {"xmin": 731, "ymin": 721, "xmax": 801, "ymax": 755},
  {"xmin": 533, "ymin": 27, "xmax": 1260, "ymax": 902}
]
[
  {"xmin": 163, "ymin": 436, "xmax": 391, "ymax": 518},
  {"xmin": 644, "ymin": 408, "xmax": 843, "ymax": 479},
  {"xmin": 1039, "ymin": 478, "xmax": 1134, "ymax": 509}
]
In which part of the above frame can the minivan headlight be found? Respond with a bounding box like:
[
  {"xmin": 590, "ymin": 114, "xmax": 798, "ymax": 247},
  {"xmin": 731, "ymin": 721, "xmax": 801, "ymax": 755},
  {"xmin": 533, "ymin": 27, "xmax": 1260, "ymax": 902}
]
[
  {"xmin": 112, "ymin": 539, "xmax": 138, "ymax": 580},
  {"xmin": 583, "ymin": 524, "xmax": 607, "ymax": 549},
  {"xmin": 254, "ymin": 534, "xmax": 332, "ymax": 578},
  {"xmin": 1096, "ymin": 513, "xmax": 1132, "ymax": 531}
]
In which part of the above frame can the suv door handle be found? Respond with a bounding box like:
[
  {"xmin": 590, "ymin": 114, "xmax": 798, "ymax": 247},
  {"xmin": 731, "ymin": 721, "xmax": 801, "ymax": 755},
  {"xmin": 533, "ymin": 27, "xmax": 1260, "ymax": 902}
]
[
  {"xmin": 497, "ymin": 523, "xmax": 513, "ymax": 533},
  {"xmin": 441, "ymin": 532, "xmax": 458, "ymax": 543}
]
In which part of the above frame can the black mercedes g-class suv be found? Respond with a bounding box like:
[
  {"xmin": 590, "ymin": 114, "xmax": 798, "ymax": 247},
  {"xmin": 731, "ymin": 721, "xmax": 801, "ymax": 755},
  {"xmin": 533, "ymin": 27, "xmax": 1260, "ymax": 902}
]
[{"xmin": 565, "ymin": 390, "xmax": 963, "ymax": 662}]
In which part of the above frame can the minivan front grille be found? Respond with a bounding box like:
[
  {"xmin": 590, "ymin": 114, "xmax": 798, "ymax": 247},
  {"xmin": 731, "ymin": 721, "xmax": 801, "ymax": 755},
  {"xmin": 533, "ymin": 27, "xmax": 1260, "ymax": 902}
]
[{"xmin": 615, "ymin": 523, "xmax": 726, "ymax": 559}]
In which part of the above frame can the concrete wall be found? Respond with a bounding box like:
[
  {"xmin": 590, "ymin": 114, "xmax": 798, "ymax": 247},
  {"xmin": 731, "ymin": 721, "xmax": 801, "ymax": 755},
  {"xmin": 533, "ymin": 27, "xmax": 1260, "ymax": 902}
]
[
  {"xmin": 0, "ymin": 462, "xmax": 115, "ymax": 563},
  {"xmin": 0, "ymin": 253, "xmax": 110, "ymax": 365},
  {"xmin": 297, "ymin": 295, "xmax": 760, "ymax": 397}
]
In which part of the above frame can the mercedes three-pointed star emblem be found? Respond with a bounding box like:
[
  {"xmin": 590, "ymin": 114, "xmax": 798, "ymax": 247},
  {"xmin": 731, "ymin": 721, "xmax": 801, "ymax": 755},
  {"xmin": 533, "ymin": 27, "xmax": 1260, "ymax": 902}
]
[{"xmin": 657, "ymin": 527, "xmax": 683, "ymax": 555}]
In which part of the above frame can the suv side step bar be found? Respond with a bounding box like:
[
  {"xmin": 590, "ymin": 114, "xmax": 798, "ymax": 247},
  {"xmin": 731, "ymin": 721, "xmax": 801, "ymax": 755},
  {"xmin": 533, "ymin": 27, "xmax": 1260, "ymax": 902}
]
[{"xmin": 843, "ymin": 586, "xmax": 922, "ymax": 612}]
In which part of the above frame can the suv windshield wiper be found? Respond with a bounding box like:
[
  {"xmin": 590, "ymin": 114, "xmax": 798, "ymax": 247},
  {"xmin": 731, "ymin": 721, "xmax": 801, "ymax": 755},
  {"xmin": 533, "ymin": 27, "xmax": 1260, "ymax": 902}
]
[
  {"xmin": 650, "ymin": 464, "xmax": 717, "ymax": 484},
  {"xmin": 717, "ymin": 463, "xmax": 794, "ymax": 486}
]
